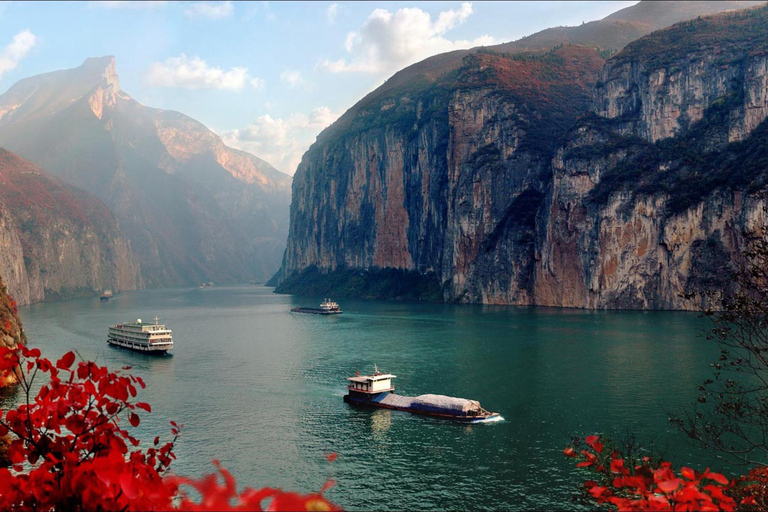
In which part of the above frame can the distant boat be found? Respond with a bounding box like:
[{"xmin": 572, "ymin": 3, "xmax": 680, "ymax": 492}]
[
  {"xmin": 107, "ymin": 316, "xmax": 173, "ymax": 354},
  {"xmin": 100, "ymin": 290, "xmax": 113, "ymax": 302},
  {"xmin": 344, "ymin": 365, "xmax": 501, "ymax": 422},
  {"xmin": 291, "ymin": 298, "xmax": 342, "ymax": 315}
]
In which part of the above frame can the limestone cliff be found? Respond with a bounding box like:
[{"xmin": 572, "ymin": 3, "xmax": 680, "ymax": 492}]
[
  {"xmin": 0, "ymin": 149, "xmax": 141, "ymax": 305},
  {"xmin": 277, "ymin": 46, "xmax": 605, "ymax": 301},
  {"xmin": 0, "ymin": 57, "xmax": 291, "ymax": 287},
  {"xmin": 278, "ymin": 2, "xmax": 768, "ymax": 309},
  {"xmin": 537, "ymin": 5, "xmax": 768, "ymax": 309}
]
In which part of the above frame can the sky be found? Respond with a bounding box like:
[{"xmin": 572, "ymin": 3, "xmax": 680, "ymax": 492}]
[{"xmin": 0, "ymin": 1, "xmax": 638, "ymax": 175}]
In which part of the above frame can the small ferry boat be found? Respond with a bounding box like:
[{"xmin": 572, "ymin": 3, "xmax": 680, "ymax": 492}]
[
  {"xmin": 107, "ymin": 316, "xmax": 173, "ymax": 354},
  {"xmin": 100, "ymin": 290, "xmax": 113, "ymax": 302},
  {"xmin": 291, "ymin": 298, "xmax": 342, "ymax": 315},
  {"xmin": 344, "ymin": 366, "xmax": 500, "ymax": 422}
]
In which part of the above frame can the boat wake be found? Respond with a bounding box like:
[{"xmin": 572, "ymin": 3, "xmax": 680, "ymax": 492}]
[{"xmin": 473, "ymin": 415, "xmax": 505, "ymax": 424}]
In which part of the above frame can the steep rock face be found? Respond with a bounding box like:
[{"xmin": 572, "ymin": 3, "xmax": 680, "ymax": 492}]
[
  {"xmin": 0, "ymin": 272, "xmax": 25, "ymax": 386},
  {"xmin": 537, "ymin": 5, "xmax": 768, "ymax": 309},
  {"xmin": 278, "ymin": 46, "xmax": 605, "ymax": 301},
  {"xmin": 0, "ymin": 57, "xmax": 291, "ymax": 286},
  {"xmin": 280, "ymin": 2, "xmax": 768, "ymax": 309},
  {"xmin": 0, "ymin": 149, "xmax": 141, "ymax": 305}
]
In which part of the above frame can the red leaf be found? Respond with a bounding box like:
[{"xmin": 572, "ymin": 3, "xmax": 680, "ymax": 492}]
[
  {"xmin": 585, "ymin": 435, "xmax": 599, "ymax": 447},
  {"xmin": 563, "ymin": 447, "xmax": 578, "ymax": 457},
  {"xmin": 56, "ymin": 351, "xmax": 76, "ymax": 370},
  {"xmin": 681, "ymin": 466, "xmax": 696, "ymax": 480},
  {"xmin": 324, "ymin": 452, "xmax": 338, "ymax": 462},
  {"xmin": 135, "ymin": 402, "xmax": 151, "ymax": 412},
  {"xmin": 657, "ymin": 478, "xmax": 683, "ymax": 493},
  {"xmin": 703, "ymin": 470, "xmax": 729, "ymax": 485},
  {"xmin": 128, "ymin": 412, "xmax": 140, "ymax": 427}
]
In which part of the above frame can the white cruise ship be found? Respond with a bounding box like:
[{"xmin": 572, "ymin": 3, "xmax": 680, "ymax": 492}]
[{"xmin": 107, "ymin": 316, "xmax": 173, "ymax": 354}]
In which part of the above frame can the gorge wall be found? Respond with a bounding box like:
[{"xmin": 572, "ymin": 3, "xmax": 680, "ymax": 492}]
[
  {"xmin": 537, "ymin": 7, "xmax": 768, "ymax": 309},
  {"xmin": 277, "ymin": 4, "xmax": 768, "ymax": 310},
  {"xmin": 0, "ymin": 149, "xmax": 141, "ymax": 306},
  {"xmin": 277, "ymin": 46, "xmax": 605, "ymax": 302}
]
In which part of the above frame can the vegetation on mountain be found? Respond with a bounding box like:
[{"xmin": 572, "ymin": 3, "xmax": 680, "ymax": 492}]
[
  {"xmin": 614, "ymin": 3, "xmax": 768, "ymax": 71},
  {"xmin": 275, "ymin": 266, "xmax": 443, "ymax": 302},
  {"xmin": 584, "ymin": 94, "xmax": 768, "ymax": 216}
]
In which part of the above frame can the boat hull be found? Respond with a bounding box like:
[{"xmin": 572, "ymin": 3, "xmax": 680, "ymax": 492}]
[
  {"xmin": 107, "ymin": 338, "xmax": 172, "ymax": 355},
  {"xmin": 344, "ymin": 392, "xmax": 500, "ymax": 422},
  {"xmin": 290, "ymin": 307, "xmax": 342, "ymax": 315}
]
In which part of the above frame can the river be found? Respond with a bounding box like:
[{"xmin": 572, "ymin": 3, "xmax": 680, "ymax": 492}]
[{"xmin": 15, "ymin": 285, "xmax": 725, "ymax": 510}]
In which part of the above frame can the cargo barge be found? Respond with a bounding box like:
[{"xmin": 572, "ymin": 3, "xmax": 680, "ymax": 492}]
[
  {"xmin": 291, "ymin": 298, "xmax": 342, "ymax": 315},
  {"xmin": 344, "ymin": 366, "xmax": 501, "ymax": 422}
]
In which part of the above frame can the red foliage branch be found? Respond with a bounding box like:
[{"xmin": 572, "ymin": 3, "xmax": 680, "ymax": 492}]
[
  {"xmin": 0, "ymin": 345, "xmax": 340, "ymax": 511},
  {"xmin": 564, "ymin": 435, "xmax": 758, "ymax": 511}
]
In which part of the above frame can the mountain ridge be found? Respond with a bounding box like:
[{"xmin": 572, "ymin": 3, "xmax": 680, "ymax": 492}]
[{"xmin": 0, "ymin": 57, "xmax": 292, "ymax": 287}]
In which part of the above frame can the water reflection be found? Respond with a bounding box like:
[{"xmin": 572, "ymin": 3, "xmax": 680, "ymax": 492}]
[{"xmin": 369, "ymin": 408, "xmax": 392, "ymax": 440}]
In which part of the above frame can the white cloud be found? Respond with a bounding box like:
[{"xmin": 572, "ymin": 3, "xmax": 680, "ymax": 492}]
[
  {"xmin": 321, "ymin": 2, "xmax": 495, "ymax": 76},
  {"xmin": 0, "ymin": 30, "xmax": 37, "ymax": 82},
  {"xmin": 90, "ymin": 1, "xmax": 167, "ymax": 8},
  {"xmin": 145, "ymin": 54, "xmax": 263, "ymax": 91},
  {"xmin": 184, "ymin": 1, "xmax": 233, "ymax": 20},
  {"xmin": 222, "ymin": 106, "xmax": 340, "ymax": 175},
  {"xmin": 279, "ymin": 70, "xmax": 303, "ymax": 88},
  {"xmin": 326, "ymin": 3, "xmax": 339, "ymax": 23}
]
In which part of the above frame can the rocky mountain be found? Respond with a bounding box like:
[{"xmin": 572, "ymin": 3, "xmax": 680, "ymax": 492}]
[
  {"xmin": 0, "ymin": 57, "xmax": 292, "ymax": 287},
  {"xmin": 275, "ymin": 45, "xmax": 606, "ymax": 300},
  {"xmin": 0, "ymin": 149, "xmax": 141, "ymax": 305},
  {"xmin": 276, "ymin": 2, "xmax": 768, "ymax": 309},
  {"xmin": 317, "ymin": 0, "xmax": 763, "ymax": 142},
  {"xmin": 537, "ymin": 5, "xmax": 768, "ymax": 309},
  {"xmin": 0, "ymin": 271, "xmax": 25, "ymax": 386}
]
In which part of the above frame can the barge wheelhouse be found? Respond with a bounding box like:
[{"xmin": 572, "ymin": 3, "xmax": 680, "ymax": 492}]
[{"xmin": 107, "ymin": 316, "xmax": 173, "ymax": 354}]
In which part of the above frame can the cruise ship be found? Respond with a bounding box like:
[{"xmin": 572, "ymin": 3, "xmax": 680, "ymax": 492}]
[{"xmin": 107, "ymin": 316, "xmax": 173, "ymax": 354}]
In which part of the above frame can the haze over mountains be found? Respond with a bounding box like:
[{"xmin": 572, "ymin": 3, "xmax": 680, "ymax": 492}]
[
  {"xmin": 0, "ymin": 148, "xmax": 140, "ymax": 305},
  {"xmin": 276, "ymin": 0, "xmax": 768, "ymax": 310},
  {"xmin": 0, "ymin": 57, "xmax": 292, "ymax": 295}
]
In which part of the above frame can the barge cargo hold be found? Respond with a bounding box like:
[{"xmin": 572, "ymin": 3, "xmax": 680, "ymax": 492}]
[
  {"xmin": 343, "ymin": 366, "xmax": 500, "ymax": 422},
  {"xmin": 291, "ymin": 298, "xmax": 342, "ymax": 315}
]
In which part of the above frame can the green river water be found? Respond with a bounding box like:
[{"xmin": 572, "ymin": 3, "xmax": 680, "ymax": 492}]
[{"xmin": 14, "ymin": 285, "xmax": 729, "ymax": 510}]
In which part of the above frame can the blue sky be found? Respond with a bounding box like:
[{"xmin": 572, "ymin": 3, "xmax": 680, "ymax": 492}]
[{"xmin": 0, "ymin": 1, "xmax": 637, "ymax": 174}]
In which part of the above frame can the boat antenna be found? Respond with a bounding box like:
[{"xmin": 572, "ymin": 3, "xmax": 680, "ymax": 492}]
[
  {"xmin": 154, "ymin": 315, "xmax": 159, "ymax": 325},
  {"xmin": 374, "ymin": 363, "xmax": 379, "ymax": 375}
]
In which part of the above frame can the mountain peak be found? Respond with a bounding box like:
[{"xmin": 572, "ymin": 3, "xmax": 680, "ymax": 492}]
[{"xmin": 80, "ymin": 55, "xmax": 120, "ymax": 93}]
